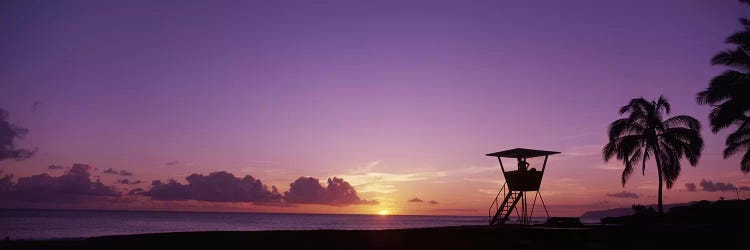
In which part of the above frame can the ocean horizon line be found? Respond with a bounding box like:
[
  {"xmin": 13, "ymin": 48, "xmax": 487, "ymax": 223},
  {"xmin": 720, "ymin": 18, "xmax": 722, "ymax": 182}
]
[{"xmin": 0, "ymin": 207, "xmax": 484, "ymax": 218}]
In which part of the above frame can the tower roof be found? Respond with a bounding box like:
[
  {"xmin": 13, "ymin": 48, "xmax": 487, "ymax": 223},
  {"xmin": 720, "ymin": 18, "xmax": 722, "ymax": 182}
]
[{"xmin": 486, "ymin": 148, "xmax": 560, "ymax": 158}]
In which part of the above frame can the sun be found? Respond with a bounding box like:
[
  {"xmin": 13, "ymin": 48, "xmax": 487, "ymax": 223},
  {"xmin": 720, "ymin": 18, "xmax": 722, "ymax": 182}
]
[{"xmin": 378, "ymin": 210, "xmax": 389, "ymax": 216}]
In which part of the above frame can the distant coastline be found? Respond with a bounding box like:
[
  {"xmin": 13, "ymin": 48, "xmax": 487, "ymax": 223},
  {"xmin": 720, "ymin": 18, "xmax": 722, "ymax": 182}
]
[{"xmin": 580, "ymin": 202, "xmax": 692, "ymax": 221}]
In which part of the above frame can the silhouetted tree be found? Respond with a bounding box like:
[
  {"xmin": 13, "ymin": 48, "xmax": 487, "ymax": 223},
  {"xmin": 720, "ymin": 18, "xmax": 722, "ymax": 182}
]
[
  {"xmin": 0, "ymin": 108, "xmax": 35, "ymax": 162},
  {"xmin": 604, "ymin": 96, "xmax": 704, "ymax": 213},
  {"xmin": 697, "ymin": 0, "xmax": 750, "ymax": 173},
  {"xmin": 632, "ymin": 204, "xmax": 656, "ymax": 216}
]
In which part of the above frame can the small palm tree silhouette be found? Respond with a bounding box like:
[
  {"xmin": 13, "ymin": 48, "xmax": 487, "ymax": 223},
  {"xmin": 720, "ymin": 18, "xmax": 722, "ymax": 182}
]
[{"xmin": 604, "ymin": 96, "xmax": 703, "ymax": 213}]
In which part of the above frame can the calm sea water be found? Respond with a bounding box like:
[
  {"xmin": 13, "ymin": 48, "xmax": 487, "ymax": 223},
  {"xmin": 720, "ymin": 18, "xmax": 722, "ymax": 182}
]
[{"xmin": 0, "ymin": 209, "xmax": 487, "ymax": 240}]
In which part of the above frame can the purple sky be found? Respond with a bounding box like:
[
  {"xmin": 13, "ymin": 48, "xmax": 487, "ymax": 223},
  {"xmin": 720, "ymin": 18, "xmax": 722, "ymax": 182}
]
[{"xmin": 1, "ymin": 0, "xmax": 748, "ymax": 216}]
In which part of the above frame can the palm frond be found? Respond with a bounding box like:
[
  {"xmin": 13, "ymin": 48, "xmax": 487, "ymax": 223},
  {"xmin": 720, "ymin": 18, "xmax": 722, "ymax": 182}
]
[
  {"xmin": 641, "ymin": 147, "xmax": 650, "ymax": 175},
  {"xmin": 726, "ymin": 125, "xmax": 750, "ymax": 146},
  {"xmin": 603, "ymin": 133, "xmax": 645, "ymax": 186},
  {"xmin": 696, "ymin": 70, "xmax": 750, "ymax": 105},
  {"xmin": 742, "ymin": 150, "xmax": 750, "ymax": 173},
  {"xmin": 603, "ymin": 135, "xmax": 644, "ymax": 161},
  {"xmin": 603, "ymin": 141, "xmax": 617, "ymax": 162},
  {"xmin": 708, "ymin": 99, "xmax": 750, "ymax": 133},
  {"xmin": 725, "ymin": 30, "xmax": 750, "ymax": 49},
  {"xmin": 662, "ymin": 127, "xmax": 704, "ymax": 166},
  {"xmin": 619, "ymin": 98, "xmax": 651, "ymax": 116},
  {"xmin": 626, "ymin": 147, "xmax": 643, "ymax": 172},
  {"xmin": 741, "ymin": 18, "xmax": 750, "ymax": 29},
  {"xmin": 739, "ymin": 117, "xmax": 750, "ymax": 130},
  {"xmin": 663, "ymin": 115, "xmax": 701, "ymax": 131},
  {"xmin": 608, "ymin": 118, "xmax": 645, "ymax": 140},
  {"xmin": 621, "ymin": 159, "xmax": 634, "ymax": 187},
  {"xmin": 723, "ymin": 130, "xmax": 750, "ymax": 158},
  {"xmin": 656, "ymin": 95, "xmax": 670, "ymax": 115},
  {"xmin": 656, "ymin": 144, "xmax": 681, "ymax": 189},
  {"xmin": 623, "ymin": 145, "xmax": 644, "ymax": 187},
  {"xmin": 711, "ymin": 48, "xmax": 750, "ymax": 72}
]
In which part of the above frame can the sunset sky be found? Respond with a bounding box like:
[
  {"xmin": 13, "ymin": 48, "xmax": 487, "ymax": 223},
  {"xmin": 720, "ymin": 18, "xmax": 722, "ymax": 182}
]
[{"xmin": 1, "ymin": 0, "xmax": 748, "ymax": 217}]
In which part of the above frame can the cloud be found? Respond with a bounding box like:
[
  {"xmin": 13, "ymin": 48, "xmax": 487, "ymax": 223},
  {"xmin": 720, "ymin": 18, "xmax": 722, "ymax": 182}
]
[
  {"xmin": 685, "ymin": 183, "xmax": 697, "ymax": 192},
  {"xmin": 103, "ymin": 168, "xmax": 133, "ymax": 176},
  {"xmin": 339, "ymin": 171, "xmax": 443, "ymax": 194},
  {"xmin": 283, "ymin": 177, "xmax": 378, "ymax": 205},
  {"xmin": 699, "ymin": 179, "xmax": 743, "ymax": 192},
  {"xmin": 333, "ymin": 161, "xmax": 450, "ymax": 194},
  {"xmin": 433, "ymin": 166, "xmax": 499, "ymax": 184},
  {"xmin": 47, "ymin": 165, "xmax": 65, "ymax": 170},
  {"xmin": 478, "ymin": 189, "xmax": 496, "ymax": 195},
  {"xmin": 0, "ymin": 108, "xmax": 35, "ymax": 161},
  {"xmin": 0, "ymin": 164, "xmax": 120, "ymax": 203},
  {"xmin": 684, "ymin": 180, "xmax": 750, "ymax": 192},
  {"xmin": 165, "ymin": 161, "xmax": 180, "ymax": 166},
  {"xmin": 139, "ymin": 171, "xmax": 282, "ymax": 203},
  {"xmin": 408, "ymin": 197, "xmax": 424, "ymax": 203},
  {"xmin": 605, "ymin": 191, "xmax": 639, "ymax": 199},
  {"xmin": 117, "ymin": 179, "xmax": 142, "ymax": 185},
  {"xmin": 407, "ymin": 197, "xmax": 438, "ymax": 205}
]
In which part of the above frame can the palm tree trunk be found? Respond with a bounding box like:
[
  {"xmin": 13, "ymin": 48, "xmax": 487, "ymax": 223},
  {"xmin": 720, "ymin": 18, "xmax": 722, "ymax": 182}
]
[
  {"xmin": 653, "ymin": 149, "xmax": 664, "ymax": 214},
  {"xmin": 656, "ymin": 164, "xmax": 664, "ymax": 214}
]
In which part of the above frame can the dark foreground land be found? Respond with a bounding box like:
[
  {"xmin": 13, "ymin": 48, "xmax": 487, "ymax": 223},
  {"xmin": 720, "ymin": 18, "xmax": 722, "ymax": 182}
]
[{"xmin": 1, "ymin": 224, "xmax": 744, "ymax": 250}]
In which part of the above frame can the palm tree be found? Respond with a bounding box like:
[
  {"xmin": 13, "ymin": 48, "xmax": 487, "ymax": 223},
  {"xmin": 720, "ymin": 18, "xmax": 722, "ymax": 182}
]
[
  {"xmin": 697, "ymin": 0, "xmax": 750, "ymax": 172},
  {"xmin": 603, "ymin": 96, "xmax": 704, "ymax": 213}
]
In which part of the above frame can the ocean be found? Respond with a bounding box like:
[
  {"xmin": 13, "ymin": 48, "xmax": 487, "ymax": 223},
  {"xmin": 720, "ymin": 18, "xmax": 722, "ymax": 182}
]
[{"xmin": 0, "ymin": 209, "xmax": 487, "ymax": 240}]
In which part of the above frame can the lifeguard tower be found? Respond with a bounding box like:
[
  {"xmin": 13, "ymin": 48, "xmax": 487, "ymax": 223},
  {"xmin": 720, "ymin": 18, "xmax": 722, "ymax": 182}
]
[{"xmin": 487, "ymin": 148, "xmax": 560, "ymax": 226}]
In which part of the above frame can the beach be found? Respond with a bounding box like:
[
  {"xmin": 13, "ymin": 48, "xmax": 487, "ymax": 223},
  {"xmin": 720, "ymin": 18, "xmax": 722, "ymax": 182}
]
[{"xmin": 2, "ymin": 224, "xmax": 743, "ymax": 250}]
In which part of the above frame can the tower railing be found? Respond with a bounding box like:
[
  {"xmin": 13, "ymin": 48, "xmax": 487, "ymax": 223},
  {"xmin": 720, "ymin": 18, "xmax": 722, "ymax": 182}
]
[{"xmin": 487, "ymin": 181, "xmax": 507, "ymax": 225}]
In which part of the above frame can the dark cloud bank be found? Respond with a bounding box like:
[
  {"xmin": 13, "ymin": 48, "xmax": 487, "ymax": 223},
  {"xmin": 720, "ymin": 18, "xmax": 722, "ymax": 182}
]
[
  {"xmin": 103, "ymin": 168, "xmax": 133, "ymax": 176},
  {"xmin": 47, "ymin": 165, "xmax": 65, "ymax": 170},
  {"xmin": 685, "ymin": 183, "xmax": 698, "ymax": 192},
  {"xmin": 139, "ymin": 174, "xmax": 378, "ymax": 205},
  {"xmin": 2, "ymin": 165, "xmax": 377, "ymax": 206},
  {"xmin": 605, "ymin": 191, "xmax": 640, "ymax": 199},
  {"xmin": 117, "ymin": 179, "xmax": 142, "ymax": 185},
  {"xmin": 685, "ymin": 179, "xmax": 750, "ymax": 192},
  {"xmin": 283, "ymin": 177, "xmax": 378, "ymax": 205},
  {"xmin": 139, "ymin": 171, "xmax": 282, "ymax": 203},
  {"xmin": 0, "ymin": 164, "xmax": 120, "ymax": 203},
  {"xmin": 408, "ymin": 197, "xmax": 438, "ymax": 205}
]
